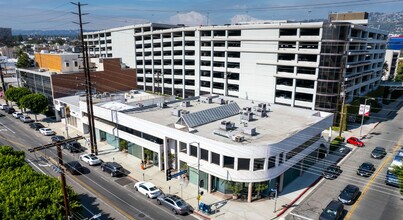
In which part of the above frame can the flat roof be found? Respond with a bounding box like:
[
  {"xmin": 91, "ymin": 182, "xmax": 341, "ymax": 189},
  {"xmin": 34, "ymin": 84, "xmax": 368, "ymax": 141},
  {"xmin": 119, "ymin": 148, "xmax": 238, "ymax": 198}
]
[{"xmin": 95, "ymin": 93, "xmax": 332, "ymax": 145}]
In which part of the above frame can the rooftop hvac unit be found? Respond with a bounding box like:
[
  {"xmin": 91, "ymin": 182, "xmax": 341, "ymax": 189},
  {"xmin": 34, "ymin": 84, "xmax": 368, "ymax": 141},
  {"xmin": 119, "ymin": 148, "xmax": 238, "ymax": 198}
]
[
  {"xmin": 103, "ymin": 92, "xmax": 110, "ymax": 97},
  {"xmin": 219, "ymin": 120, "xmax": 235, "ymax": 131},
  {"xmin": 171, "ymin": 109, "xmax": 181, "ymax": 117},
  {"xmin": 181, "ymin": 101, "xmax": 191, "ymax": 107},
  {"xmin": 181, "ymin": 110, "xmax": 190, "ymax": 115},
  {"xmin": 240, "ymin": 111, "xmax": 253, "ymax": 121},
  {"xmin": 243, "ymin": 107, "xmax": 252, "ymax": 112},
  {"xmin": 130, "ymin": 90, "xmax": 139, "ymax": 94},
  {"xmin": 258, "ymin": 103, "xmax": 267, "ymax": 110},
  {"xmin": 243, "ymin": 127, "xmax": 257, "ymax": 136},
  {"xmin": 213, "ymin": 98, "xmax": 225, "ymax": 105},
  {"xmin": 255, "ymin": 109, "xmax": 266, "ymax": 117},
  {"xmin": 200, "ymin": 96, "xmax": 213, "ymax": 104},
  {"xmin": 232, "ymin": 135, "xmax": 244, "ymax": 143}
]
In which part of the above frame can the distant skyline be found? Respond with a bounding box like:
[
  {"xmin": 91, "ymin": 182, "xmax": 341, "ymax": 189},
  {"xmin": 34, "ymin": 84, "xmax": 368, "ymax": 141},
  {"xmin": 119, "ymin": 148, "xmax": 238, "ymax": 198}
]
[{"xmin": 1, "ymin": 0, "xmax": 403, "ymax": 31}]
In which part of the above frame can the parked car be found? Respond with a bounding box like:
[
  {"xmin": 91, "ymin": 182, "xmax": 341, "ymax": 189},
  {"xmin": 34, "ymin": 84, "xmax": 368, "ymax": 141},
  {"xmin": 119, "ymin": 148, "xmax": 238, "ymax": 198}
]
[
  {"xmin": 0, "ymin": 104, "xmax": 9, "ymax": 110},
  {"xmin": 319, "ymin": 200, "xmax": 344, "ymax": 220},
  {"xmin": 346, "ymin": 137, "xmax": 364, "ymax": 147},
  {"xmin": 79, "ymin": 153, "xmax": 102, "ymax": 165},
  {"xmin": 29, "ymin": 122, "xmax": 45, "ymax": 130},
  {"xmin": 322, "ymin": 165, "xmax": 342, "ymax": 180},
  {"xmin": 39, "ymin": 128, "xmax": 55, "ymax": 136},
  {"xmin": 134, "ymin": 181, "xmax": 161, "ymax": 199},
  {"xmin": 65, "ymin": 161, "xmax": 84, "ymax": 175},
  {"xmin": 65, "ymin": 141, "xmax": 82, "ymax": 153},
  {"xmin": 20, "ymin": 115, "xmax": 34, "ymax": 123},
  {"xmin": 0, "ymin": 113, "xmax": 5, "ymax": 117},
  {"xmin": 101, "ymin": 162, "xmax": 124, "ymax": 177},
  {"xmin": 357, "ymin": 162, "xmax": 375, "ymax": 177},
  {"xmin": 12, "ymin": 112, "xmax": 23, "ymax": 119},
  {"xmin": 371, "ymin": 147, "xmax": 387, "ymax": 159},
  {"xmin": 156, "ymin": 194, "xmax": 192, "ymax": 215},
  {"xmin": 51, "ymin": 135, "xmax": 66, "ymax": 146},
  {"xmin": 385, "ymin": 170, "xmax": 399, "ymax": 187},
  {"xmin": 4, "ymin": 107, "xmax": 15, "ymax": 114},
  {"xmin": 334, "ymin": 146, "xmax": 351, "ymax": 157},
  {"xmin": 338, "ymin": 184, "xmax": 360, "ymax": 205}
]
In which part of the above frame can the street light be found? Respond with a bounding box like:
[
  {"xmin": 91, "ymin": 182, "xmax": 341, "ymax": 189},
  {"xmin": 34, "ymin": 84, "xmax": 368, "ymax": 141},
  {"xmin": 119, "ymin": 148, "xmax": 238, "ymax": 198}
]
[
  {"xmin": 189, "ymin": 141, "xmax": 201, "ymax": 210},
  {"xmin": 359, "ymin": 97, "xmax": 375, "ymax": 137}
]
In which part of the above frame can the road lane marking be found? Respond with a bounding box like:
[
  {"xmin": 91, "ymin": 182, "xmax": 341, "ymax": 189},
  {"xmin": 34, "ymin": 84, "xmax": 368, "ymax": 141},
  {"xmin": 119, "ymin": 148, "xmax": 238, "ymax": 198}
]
[
  {"xmin": 289, "ymin": 213, "xmax": 314, "ymax": 220},
  {"xmin": 345, "ymin": 143, "xmax": 401, "ymax": 220},
  {"xmin": 27, "ymin": 159, "xmax": 47, "ymax": 175},
  {"xmin": 0, "ymin": 121, "xmax": 15, "ymax": 134}
]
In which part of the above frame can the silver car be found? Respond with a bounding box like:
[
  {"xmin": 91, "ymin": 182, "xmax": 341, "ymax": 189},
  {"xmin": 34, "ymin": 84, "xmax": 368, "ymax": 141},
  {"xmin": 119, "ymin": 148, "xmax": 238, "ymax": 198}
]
[{"xmin": 156, "ymin": 194, "xmax": 192, "ymax": 215}]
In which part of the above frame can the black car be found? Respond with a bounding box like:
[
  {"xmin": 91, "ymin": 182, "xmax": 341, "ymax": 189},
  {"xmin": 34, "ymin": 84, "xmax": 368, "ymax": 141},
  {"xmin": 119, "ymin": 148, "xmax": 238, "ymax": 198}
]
[
  {"xmin": 334, "ymin": 146, "xmax": 351, "ymax": 157},
  {"xmin": 357, "ymin": 162, "xmax": 375, "ymax": 177},
  {"xmin": 0, "ymin": 113, "xmax": 5, "ymax": 117},
  {"xmin": 371, "ymin": 147, "xmax": 387, "ymax": 159},
  {"xmin": 4, "ymin": 107, "xmax": 15, "ymax": 114},
  {"xmin": 101, "ymin": 162, "xmax": 124, "ymax": 177},
  {"xmin": 338, "ymin": 184, "xmax": 360, "ymax": 205},
  {"xmin": 319, "ymin": 200, "xmax": 344, "ymax": 220},
  {"xmin": 29, "ymin": 122, "xmax": 45, "ymax": 130},
  {"xmin": 322, "ymin": 165, "xmax": 342, "ymax": 179},
  {"xmin": 65, "ymin": 141, "xmax": 82, "ymax": 153},
  {"xmin": 51, "ymin": 135, "xmax": 66, "ymax": 146},
  {"xmin": 65, "ymin": 161, "xmax": 84, "ymax": 175}
]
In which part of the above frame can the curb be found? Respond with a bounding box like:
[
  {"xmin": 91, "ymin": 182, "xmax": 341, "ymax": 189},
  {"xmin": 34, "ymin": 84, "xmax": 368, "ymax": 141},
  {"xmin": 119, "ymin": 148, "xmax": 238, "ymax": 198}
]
[
  {"xmin": 193, "ymin": 211, "xmax": 211, "ymax": 220},
  {"xmin": 276, "ymin": 176, "xmax": 323, "ymax": 218}
]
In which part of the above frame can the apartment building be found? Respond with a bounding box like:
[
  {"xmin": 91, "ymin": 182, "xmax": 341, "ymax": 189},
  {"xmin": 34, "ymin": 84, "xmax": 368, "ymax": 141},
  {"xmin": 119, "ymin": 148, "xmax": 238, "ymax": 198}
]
[
  {"xmin": 84, "ymin": 12, "xmax": 388, "ymax": 112},
  {"xmin": 68, "ymin": 91, "xmax": 333, "ymax": 200}
]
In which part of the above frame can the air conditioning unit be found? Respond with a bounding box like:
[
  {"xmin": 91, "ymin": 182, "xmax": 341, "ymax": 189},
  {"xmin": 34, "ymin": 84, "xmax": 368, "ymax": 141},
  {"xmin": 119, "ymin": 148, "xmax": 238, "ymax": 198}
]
[{"xmin": 232, "ymin": 135, "xmax": 244, "ymax": 142}]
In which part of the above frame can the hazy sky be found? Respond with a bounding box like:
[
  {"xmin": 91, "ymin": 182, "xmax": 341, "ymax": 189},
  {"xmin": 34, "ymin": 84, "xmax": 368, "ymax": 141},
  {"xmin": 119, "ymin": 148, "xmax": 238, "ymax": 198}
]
[{"xmin": 1, "ymin": 0, "xmax": 402, "ymax": 31}]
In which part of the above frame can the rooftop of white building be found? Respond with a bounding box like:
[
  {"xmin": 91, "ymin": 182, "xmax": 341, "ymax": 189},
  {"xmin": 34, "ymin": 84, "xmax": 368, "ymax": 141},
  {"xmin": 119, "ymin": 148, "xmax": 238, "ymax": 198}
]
[{"xmin": 89, "ymin": 91, "xmax": 333, "ymax": 146}]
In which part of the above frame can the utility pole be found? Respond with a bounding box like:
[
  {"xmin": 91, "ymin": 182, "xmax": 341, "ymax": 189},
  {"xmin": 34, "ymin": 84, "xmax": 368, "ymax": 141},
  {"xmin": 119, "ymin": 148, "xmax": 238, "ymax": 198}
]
[
  {"xmin": 72, "ymin": 1, "xmax": 98, "ymax": 155},
  {"xmin": 28, "ymin": 136, "xmax": 84, "ymax": 220},
  {"xmin": 0, "ymin": 63, "xmax": 6, "ymax": 93},
  {"xmin": 338, "ymin": 82, "xmax": 347, "ymax": 137}
]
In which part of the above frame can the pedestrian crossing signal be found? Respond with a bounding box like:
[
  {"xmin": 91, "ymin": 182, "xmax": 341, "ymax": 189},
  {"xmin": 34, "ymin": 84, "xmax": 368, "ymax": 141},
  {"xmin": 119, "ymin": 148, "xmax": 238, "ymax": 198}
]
[{"xmin": 166, "ymin": 168, "xmax": 172, "ymax": 181}]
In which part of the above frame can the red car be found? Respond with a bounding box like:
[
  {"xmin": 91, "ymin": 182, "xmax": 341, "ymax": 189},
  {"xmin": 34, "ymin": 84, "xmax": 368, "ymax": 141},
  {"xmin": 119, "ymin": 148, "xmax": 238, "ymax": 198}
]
[{"xmin": 347, "ymin": 137, "xmax": 364, "ymax": 147}]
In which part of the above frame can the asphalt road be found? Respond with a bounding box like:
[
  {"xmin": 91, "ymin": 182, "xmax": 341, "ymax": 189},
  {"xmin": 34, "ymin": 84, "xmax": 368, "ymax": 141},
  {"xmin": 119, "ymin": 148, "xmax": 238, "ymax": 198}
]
[
  {"xmin": 0, "ymin": 112, "xmax": 197, "ymax": 220},
  {"xmin": 286, "ymin": 106, "xmax": 403, "ymax": 220}
]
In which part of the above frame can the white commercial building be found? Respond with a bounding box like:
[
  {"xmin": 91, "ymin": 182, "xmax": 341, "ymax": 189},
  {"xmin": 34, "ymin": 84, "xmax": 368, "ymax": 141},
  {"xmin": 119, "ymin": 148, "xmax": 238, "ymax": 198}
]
[
  {"xmin": 62, "ymin": 91, "xmax": 333, "ymax": 200},
  {"xmin": 382, "ymin": 49, "xmax": 401, "ymax": 81},
  {"xmin": 84, "ymin": 12, "xmax": 388, "ymax": 113}
]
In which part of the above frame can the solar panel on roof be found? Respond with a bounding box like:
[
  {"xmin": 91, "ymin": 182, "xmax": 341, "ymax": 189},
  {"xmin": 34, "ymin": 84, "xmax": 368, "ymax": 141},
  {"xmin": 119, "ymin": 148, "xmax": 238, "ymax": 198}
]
[{"xmin": 182, "ymin": 102, "xmax": 241, "ymax": 128}]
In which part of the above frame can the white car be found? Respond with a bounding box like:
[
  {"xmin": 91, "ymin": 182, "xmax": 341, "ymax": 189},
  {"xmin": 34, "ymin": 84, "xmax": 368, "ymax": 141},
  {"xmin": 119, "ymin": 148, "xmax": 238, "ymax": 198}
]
[
  {"xmin": 20, "ymin": 115, "xmax": 34, "ymax": 123},
  {"xmin": 134, "ymin": 181, "xmax": 161, "ymax": 199},
  {"xmin": 0, "ymin": 104, "xmax": 8, "ymax": 110},
  {"xmin": 79, "ymin": 153, "xmax": 102, "ymax": 165},
  {"xmin": 12, "ymin": 112, "xmax": 23, "ymax": 119},
  {"xmin": 39, "ymin": 128, "xmax": 55, "ymax": 136}
]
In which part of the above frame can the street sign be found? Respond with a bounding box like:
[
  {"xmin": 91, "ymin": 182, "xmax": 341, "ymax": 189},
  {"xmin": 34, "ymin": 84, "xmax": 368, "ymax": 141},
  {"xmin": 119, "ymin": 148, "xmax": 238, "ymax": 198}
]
[
  {"xmin": 170, "ymin": 169, "xmax": 187, "ymax": 179},
  {"xmin": 358, "ymin": 104, "xmax": 371, "ymax": 116}
]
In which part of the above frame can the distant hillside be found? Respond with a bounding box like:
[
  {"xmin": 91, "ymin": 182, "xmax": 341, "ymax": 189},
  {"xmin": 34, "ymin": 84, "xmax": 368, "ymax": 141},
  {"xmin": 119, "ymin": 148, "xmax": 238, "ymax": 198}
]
[
  {"xmin": 369, "ymin": 11, "xmax": 403, "ymax": 34},
  {"xmin": 12, "ymin": 29, "xmax": 83, "ymax": 36}
]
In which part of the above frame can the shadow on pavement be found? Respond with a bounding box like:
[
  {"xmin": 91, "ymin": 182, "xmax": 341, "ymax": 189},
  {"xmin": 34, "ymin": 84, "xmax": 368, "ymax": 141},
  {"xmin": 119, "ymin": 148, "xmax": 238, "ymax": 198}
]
[{"xmin": 77, "ymin": 193, "xmax": 112, "ymax": 220}]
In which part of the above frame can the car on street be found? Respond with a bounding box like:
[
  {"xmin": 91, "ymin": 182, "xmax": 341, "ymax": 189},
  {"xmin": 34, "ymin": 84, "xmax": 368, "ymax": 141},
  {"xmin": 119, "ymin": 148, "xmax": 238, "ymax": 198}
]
[
  {"xmin": 156, "ymin": 194, "xmax": 192, "ymax": 215},
  {"xmin": 0, "ymin": 113, "xmax": 5, "ymax": 117},
  {"xmin": 20, "ymin": 115, "xmax": 34, "ymax": 123},
  {"xmin": 51, "ymin": 135, "xmax": 66, "ymax": 146},
  {"xmin": 29, "ymin": 122, "xmax": 45, "ymax": 130},
  {"xmin": 338, "ymin": 184, "xmax": 360, "ymax": 205},
  {"xmin": 65, "ymin": 161, "xmax": 84, "ymax": 175},
  {"xmin": 5, "ymin": 107, "xmax": 16, "ymax": 114},
  {"xmin": 371, "ymin": 147, "xmax": 387, "ymax": 159},
  {"xmin": 346, "ymin": 137, "xmax": 364, "ymax": 147},
  {"xmin": 0, "ymin": 104, "xmax": 9, "ymax": 110},
  {"xmin": 385, "ymin": 170, "xmax": 399, "ymax": 187},
  {"xmin": 334, "ymin": 146, "xmax": 351, "ymax": 157},
  {"xmin": 65, "ymin": 141, "xmax": 82, "ymax": 153},
  {"xmin": 134, "ymin": 181, "xmax": 161, "ymax": 199},
  {"xmin": 319, "ymin": 200, "xmax": 344, "ymax": 220},
  {"xmin": 79, "ymin": 153, "xmax": 102, "ymax": 165},
  {"xmin": 101, "ymin": 162, "xmax": 124, "ymax": 177},
  {"xmin": 357, "ymin": 162, "xmax": 375, "ymax": 177},
  {"xmin": 322, "ymin": 165, "xmax": 342, "ymax": 180},
  {"xmin": 12, "ymin": 112, "xmax": 23, "ymax": 119},
  {"xmin": 39, "ymin": 128, "xmax": 55, "ymax": 136}
]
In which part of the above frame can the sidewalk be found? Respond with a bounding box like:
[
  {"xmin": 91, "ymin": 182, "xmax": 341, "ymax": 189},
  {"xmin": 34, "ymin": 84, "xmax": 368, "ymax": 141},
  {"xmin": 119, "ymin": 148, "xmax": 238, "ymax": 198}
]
[{"xmin": 3, "ymin": 98, "xmax": 401, "ymax": 220}]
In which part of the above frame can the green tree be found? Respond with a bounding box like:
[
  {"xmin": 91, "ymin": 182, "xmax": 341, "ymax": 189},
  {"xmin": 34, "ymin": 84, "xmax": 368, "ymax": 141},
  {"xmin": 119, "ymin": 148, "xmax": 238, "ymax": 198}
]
[
  {"xmin": 0, "ymin": 146, "xmax": 81, "ymax": 219},
  {"xmin": 4, "ymin": 87, "xmax": 31, "ymax": 107},
  {"xmin": 390, "ymin": 165, "xmax": 403, "ymax": 196},
  {"xmin": 382, "ymin": 61, "xmax": 389, "ymax": 78},
  {"xmin": 19, "ymin": 93, "xmax": 48, "ymax": 121},
  {"xmin": 394, "ymin": 63, "xmax": 403, "ymax": 82},
  {"xmin": 15, "ymin": 52, "xmax": 33, "ymax": 68}
]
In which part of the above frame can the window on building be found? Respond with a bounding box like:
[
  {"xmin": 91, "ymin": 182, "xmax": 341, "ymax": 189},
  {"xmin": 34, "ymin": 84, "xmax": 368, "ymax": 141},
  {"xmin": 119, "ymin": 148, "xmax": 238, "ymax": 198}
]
[
  {"xmin": 190, "ymin": 145, "xmax": 197, "ymax": 157},
  {"xmin": 254, "ymin": 158, "xmax": 265, "ymax": 171},
  {"xmin": 211, "ymin": 152, "xmax": 220, "ymax": 165},
  {"xmin": 238, "ymin": 158, "xmax": 250, "ymax": 170},
  {"xmin": 268, "ymin": 156, "xmax": 276, "ymax": 169},
  {"xmin": 65, "ymin": 62, "xmax": 70, "ymax": 67},
  {"xmin": 223, "ymin": 156, "xmax": 234, "ymax": 169},
  {"xmin": 74, "ymin": 61, "xmax": 78, "ymax": 67},
  {"xmin": 201, "ymin": 148, "xmax": 208, "ymax": 161},
  {"xmin": 179, "ymin": 142, "xmax": 187, "ymax": 154},
  {"xmin": 279, "ymin": 153, "xmax": 284, "ymax": 164}
]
